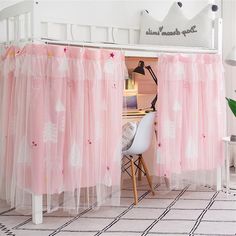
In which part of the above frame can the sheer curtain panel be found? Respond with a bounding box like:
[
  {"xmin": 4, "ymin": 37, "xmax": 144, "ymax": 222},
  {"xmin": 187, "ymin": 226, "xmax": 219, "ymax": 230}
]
[
  {"xmin": 0, "ymin": 44, "xmax": 126, "ymax": 213},
  {"xmin": 156, "ymin": 54, "xmax": 226, "ymax": 188}
]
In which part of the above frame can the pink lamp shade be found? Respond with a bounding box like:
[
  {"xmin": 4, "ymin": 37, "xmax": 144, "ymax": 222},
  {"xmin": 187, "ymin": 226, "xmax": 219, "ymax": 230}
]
[{"xmin": 225, "ymin": 46, "xmax": 236, "ymax": 66}]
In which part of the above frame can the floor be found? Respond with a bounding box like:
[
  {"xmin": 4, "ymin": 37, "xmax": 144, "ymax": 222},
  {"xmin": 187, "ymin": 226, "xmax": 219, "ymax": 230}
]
[{"xmin": 0, "ymin": 177, "xmax": 236, "ymax": 236}]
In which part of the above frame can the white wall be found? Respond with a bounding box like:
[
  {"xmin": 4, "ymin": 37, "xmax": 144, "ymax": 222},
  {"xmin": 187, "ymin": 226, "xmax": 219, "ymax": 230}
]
[
  {"xmin": 0, "ymin": 0, "xmax": 21, "ymax": 10},
  {"xmin": 1, "ymin": 0, "xmax": 216, "ymax": 24},
  {"xmin": 38, "ymin": 0, "xmax": 212, "ymax": 25}
]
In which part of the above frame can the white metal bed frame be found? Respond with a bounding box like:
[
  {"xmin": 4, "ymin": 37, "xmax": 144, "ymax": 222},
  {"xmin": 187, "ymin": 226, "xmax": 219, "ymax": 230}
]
[
  {"xmin": 0, "ymin": 1, "xmax": 222, "ymax": 56},
  {"xmin": 0, "ymin": 0, "xmax": 223, "ymax": 224}
]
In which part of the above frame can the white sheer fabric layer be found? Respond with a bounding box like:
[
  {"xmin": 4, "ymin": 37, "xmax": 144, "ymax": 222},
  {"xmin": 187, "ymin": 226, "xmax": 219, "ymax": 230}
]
[
  {"xmin": 156, "ymin": 54, "xmax": 226, "ymax": 189},
  {"xmin": 0, "ymin": 44, "xmax": 126, "ymax": 213}
]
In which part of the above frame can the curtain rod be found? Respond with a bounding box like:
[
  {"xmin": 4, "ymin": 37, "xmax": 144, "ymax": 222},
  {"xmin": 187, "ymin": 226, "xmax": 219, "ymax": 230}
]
[
  {"xmin": 0, "ymin": 38, "xmax": 219, "ymax": 56},
  {"xmin": 41, "ymin": 39, "xmax": 219, "ymax": 57}
]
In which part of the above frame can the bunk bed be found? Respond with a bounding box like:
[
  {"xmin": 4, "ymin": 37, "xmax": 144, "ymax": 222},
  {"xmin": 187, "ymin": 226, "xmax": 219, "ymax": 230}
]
[{"xmin": 0, "ymin": 0, "xmax": 224, "ymax": 225}]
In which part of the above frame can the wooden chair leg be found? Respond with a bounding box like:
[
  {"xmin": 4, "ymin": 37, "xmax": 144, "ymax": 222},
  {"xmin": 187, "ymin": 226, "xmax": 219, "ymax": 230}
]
[
  {"xmin": 138, "ymin": 157, "xmax": 142, "ymax": 181},
  {"xmin": 140, "ymin": 155, "xmax": 155, "ymax": 195},
  {"xmin": 130, "ymin": 158, "xmax": 138, "ymax": 205}
]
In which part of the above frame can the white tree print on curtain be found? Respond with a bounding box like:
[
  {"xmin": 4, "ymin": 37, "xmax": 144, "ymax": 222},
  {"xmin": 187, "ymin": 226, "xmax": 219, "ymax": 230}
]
[
  {"xmin": 43, "ymin": 122, "xmax": 58, "ymax": 143},
  {"xmin": 55, "ymin": 100, "xmax": 65, "ymax": 112},
  {"xmin": 69, "ymin": 142, "xmax": 82, "ymax": 167}
]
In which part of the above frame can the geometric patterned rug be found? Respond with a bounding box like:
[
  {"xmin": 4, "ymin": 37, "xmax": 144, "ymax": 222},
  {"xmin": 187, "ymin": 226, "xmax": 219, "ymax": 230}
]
[{"xmin": 0, "ymin": 178, "xmax": 236, "ymax": 236}]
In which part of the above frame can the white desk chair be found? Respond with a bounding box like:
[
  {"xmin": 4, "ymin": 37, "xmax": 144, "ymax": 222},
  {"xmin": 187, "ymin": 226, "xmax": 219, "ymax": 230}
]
[{"xmin": 122, "ymin": 111, "xmax": 156, "ymax": 204}]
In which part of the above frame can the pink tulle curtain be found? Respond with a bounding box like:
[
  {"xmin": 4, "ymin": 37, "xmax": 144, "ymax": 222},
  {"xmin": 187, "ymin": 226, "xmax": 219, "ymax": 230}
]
[
  {"xmin": 156, "ymin": 54, "xmax": 226, "ymax": 186},
  {"xmin": 0, "ymin": 44, "xmax": 125, "ymax": 212}
]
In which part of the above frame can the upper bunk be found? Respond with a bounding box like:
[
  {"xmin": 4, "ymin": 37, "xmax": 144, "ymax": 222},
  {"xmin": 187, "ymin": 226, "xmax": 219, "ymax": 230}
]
[{"xmin": 0, "ymin": 0, "xmax": 222, "ymax": 57}]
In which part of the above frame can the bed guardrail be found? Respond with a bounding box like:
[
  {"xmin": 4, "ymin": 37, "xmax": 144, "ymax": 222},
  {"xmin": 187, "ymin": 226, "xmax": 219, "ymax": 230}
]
[
  {"xmin": 0, "ymin": 1, "xmax": 222, "ymax": 54},
  {"xmin": 0, "ymin": 1, "xmax": 34, "ymax": 44},
  {"xmin": 0, "ymin": 0, "xmax": 140, "ymax": 45}
]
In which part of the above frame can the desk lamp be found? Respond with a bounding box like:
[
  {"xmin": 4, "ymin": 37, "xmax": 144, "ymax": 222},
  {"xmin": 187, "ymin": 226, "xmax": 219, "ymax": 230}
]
[{"xmin": 133, "ymin": 60, "xmax": 158, "ymax": 111}]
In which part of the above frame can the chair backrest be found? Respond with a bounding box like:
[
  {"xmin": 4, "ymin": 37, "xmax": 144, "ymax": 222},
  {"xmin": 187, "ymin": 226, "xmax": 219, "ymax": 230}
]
[{"xmin": 123, "ymin": 111, "xmax": 156, "ymax": 155}]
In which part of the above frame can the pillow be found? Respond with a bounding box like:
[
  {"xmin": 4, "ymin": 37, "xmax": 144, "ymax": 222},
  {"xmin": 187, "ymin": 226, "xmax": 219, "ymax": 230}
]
[
  {"xmin": 139, "ymin": 3, "xmax": 213, "ymax": 48},
  {"xmin": 122, "ymin": 122, "xmax": 138, "ymax": 151}
]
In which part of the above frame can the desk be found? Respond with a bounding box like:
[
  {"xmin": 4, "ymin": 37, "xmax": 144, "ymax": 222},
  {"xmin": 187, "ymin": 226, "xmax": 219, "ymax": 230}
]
[{"xmin": 122, "ymin": 110, "xmax": 146, "ymax": 118}]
